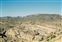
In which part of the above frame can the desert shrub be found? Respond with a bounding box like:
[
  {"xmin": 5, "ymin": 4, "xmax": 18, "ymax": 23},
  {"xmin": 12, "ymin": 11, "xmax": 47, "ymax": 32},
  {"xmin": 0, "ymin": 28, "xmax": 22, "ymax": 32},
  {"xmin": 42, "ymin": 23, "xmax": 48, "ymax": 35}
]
[
  {"xmin": 39, "ymin": 36, "xmax": 44, "ymax": 41},
  {"xmin": 9, "ymin": 26, "xmax": 14, "ymax": 28},
  {"xmin": 46, "ymin": 32, "xmax": 56, "ymax": 41},
  {"xmin": 0, "ymin": 28, "xmax": 4, "ymax": 32}
]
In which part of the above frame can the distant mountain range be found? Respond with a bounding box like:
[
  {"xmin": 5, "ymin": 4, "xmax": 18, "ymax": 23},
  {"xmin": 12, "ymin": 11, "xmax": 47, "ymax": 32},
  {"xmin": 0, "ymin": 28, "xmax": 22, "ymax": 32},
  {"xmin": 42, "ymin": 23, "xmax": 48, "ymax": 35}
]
[{"xmin": 0, "ymin": 14, "xmax": 62, "ymax": 22}]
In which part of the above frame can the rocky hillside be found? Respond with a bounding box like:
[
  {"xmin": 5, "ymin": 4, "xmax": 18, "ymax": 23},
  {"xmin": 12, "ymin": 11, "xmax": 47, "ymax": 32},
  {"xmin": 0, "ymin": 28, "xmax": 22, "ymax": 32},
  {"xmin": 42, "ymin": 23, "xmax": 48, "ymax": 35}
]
[{"xmin": 0, "ymin": 14, "xmax": 62, "ymax": 42}]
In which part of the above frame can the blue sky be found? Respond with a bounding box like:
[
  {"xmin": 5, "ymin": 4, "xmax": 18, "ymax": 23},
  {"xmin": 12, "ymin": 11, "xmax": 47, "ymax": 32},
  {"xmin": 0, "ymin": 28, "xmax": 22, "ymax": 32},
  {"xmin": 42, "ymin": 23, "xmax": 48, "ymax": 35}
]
[{"xmin": 0, "ymin": 0, "xmax": 62, "ymax": 17}]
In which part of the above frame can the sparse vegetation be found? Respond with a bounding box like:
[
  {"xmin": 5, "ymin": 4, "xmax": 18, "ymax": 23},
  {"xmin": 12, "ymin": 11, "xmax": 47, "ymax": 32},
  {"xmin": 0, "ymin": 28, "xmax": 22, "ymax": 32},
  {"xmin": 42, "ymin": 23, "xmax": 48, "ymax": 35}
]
[{"xmin": 0, "ymin": 14, "xmax": 62, "ymax": 42}]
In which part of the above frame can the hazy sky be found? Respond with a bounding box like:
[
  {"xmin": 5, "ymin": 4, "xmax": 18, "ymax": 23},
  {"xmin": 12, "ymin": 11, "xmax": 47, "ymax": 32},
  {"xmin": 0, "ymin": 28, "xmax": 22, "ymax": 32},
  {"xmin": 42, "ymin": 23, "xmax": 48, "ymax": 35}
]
[{"xmin": 0, "ymin": 0, "xmax": 62, "ymax": 17}]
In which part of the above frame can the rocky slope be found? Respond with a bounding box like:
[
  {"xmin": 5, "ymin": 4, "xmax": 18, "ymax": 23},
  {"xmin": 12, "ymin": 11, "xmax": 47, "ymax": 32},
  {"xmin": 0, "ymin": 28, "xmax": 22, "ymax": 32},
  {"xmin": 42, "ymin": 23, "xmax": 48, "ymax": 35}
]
[
  {"xmin": 0, "ymin": 14, "xmax": 62, "ymax": 42},
  {"xmin": 5, "ymin": 23, "xmax": 62, "ymax": 42}
]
